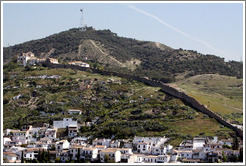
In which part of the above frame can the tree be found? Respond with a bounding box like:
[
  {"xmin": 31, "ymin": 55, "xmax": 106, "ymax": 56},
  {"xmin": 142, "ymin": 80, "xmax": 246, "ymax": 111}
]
[
  {"xmin": 77, "ymin": 148, "xmax": 80, "ymax": 162},
  {"xmin": 104, "ymin": 154, "xmax": 109, "ymax": 163},
  {"xmin": 37, "ymin": 149, "xmax": 41, "ymax": 162},
  {"xmin": 55, "ymin": 158, "xmax": 61, "ymax": 163},
  {"xmin": 222, "ymin": 151, "xmax": 227, "ymax": 162},
  {"xmin": 239, "ymin": 148, "xmax": 243, "ymax": 162},
  {"xmin": 47, "ymin": 150, "xmax": 50, "ymax": 162},
  {"xmin": 232, "ymin": 136, "xmax": 239, "ymax": 150},
  {"xmin": 41, "ymin": 149, "xmax": 45, "ymax": 162},
  {"xmin": 21, "ymin": 151, "xmax": 24, "ymax": 163}
]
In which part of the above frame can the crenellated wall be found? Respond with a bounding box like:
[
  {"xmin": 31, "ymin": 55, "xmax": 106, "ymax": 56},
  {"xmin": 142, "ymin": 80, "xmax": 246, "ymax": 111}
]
[{"xmin": 45, "ymin": 63, "xmax": 243, "ymax": 138}]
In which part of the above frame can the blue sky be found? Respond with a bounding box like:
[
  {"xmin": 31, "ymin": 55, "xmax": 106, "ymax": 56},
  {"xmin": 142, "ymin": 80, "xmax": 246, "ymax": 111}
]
[{"xmin": 2, "ymin": 2, "xmax": 244, "ymax": 61}]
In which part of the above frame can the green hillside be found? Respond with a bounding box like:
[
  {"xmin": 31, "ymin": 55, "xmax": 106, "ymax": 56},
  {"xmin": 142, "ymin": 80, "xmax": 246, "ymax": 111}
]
[
  {"xmin": 3, "ymin": 27, "xmax": 243, "ymax": 82},
  {"xmin": 170, "ymin": 74, "xmax": 243, "ymax": 125},
  {"xmin": 3, "ymin": 64, "xmax": 234, "ymax": 146}
]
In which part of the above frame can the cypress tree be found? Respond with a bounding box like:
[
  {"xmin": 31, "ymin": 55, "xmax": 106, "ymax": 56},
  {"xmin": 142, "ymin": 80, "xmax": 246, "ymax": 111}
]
[
  {"xmin": 37, "ymin": 149, "xmax": 41, "ymax": 162},
  {"xmin": 21, "ymin": 151, "xmax": 24, "ymax": 163},
  {"xmin": 232, "ymin": 136, "xmax": 239, "ymax": 150},
  {"xmin": 77, "ymin": 148, "xmax": 80, "ymax": 162}
]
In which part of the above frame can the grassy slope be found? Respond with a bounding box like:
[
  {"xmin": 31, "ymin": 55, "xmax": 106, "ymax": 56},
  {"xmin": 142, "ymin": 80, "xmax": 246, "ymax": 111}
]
[
  {"xmin": 170, "ymin": 74, "xmax": 243, "ymax": 124},
  {"xmin": 3, "ymin": 66, "xmax": 235, "ymax": 146}
]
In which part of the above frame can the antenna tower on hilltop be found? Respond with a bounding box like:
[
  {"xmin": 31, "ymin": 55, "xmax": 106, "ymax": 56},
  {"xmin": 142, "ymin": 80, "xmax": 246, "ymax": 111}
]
[{"xmin": 80, "ymin": 8, "xmax": 87, "ymax": 31}]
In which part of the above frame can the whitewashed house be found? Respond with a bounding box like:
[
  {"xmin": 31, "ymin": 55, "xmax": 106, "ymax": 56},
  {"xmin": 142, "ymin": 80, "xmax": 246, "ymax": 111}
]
[
  {"xmin": 80, "ymin": 147, "xmax": 98, "ymax": 161},
  {"xmin": 11, "ymin": 130, "xmax": 28, "ymax": 144},
  {"xmin": 193, "ymin": 137, "xmax": 206, "ymax": 150},
  {"xmin": 17, "ymin": 52, "xmax": 35, "ymax": 66},
  {"xmin": 68, "ymin": 125, "xmax": 78, "ymax": 138},
  {"xmin": 70, "ymin": 145, "xmax": 84, "ymax": 160},
  {"xmin": 157, "ymin": 154, "xmax": 171, "ymax": 163},
  {"xmin": 3, "ymin": 152, "xmax": 18, "ymax": 163},
  {"xmin": 53, "ymin": 118, "xmax": 77, "ymax": 129},
  {"xmin": 45, "ymin": 129, "xmax": 57, "ymax": 141},
  {"xmin": 57, "ymin": 150, "xmax": 70, "ymax": 162},
  {"xmin": 136, "ymin": 142, "xmax": 151, "ymax": 154},
  {"xmin": 71, "ymin": 137, "xmax": 88, "ymax": 146},
  {"xmin": 117, "ymin": 148, "xmax": 133, "ymax": 162},
  {"xmin": 109, "ymin": 140, "xmax": 121, "ymax": 148},
  {"xmin": 143, "ymin": 155, "xmax": 159, "ymax": 163},
  {"xmin": 56, "ymin": 140, "xmax": 70, "ymax": 153},
  {"xmin": 23, "ymin": 148, "xmax": 39, "ymax": 161},
  {"xmin": 26, "ymin": 126, "xmax": 40, "ymax": 142},
  {"xmin": 172, "ymin": 150, "xmax": 193, "ymax": 159},
  {"xmin": 93, "ymin": 138, "xmax": 111, "ymax": 147},
  {"xmin": 100, "ymin": 148, "xmax": 121, "ymax": 163}
]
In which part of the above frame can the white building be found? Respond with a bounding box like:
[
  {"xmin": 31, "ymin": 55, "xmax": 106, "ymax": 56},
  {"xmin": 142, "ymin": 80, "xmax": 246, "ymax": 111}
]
[
  {"xmin": 71, "ymin": 137, "xmax": 88, "ymax": 146},
  {"xmin": 68, "ymin": 109, "xmax": 82, "ymax": 115},
  {"xmin": 143, "ymin": 155, "xmax": 159, "ymax": 163},
  {"xmin": 68, "ymin": 125, "xmax": 78, "ymax": 138},
  {"xmin": 55, "ymin": 140, "xmax": 70, "ymax": 153},
  {"xmin": 70, "ymin": 145, "xmax": 84, "ymax": 160},
  {"xmin": 11, "ymin": 130, "xmax": 28, "ymax": 144},
  {"xmin": 93, "ymin": 138, "xmax": 111, "ymax": 147},
  {"xmin": 3, "ymin": 152, "xmax": 18, "ymax": 163},
  {"xmin": 68, "ymin": 61, "xmax": 90, "ymax": 68},
  {"xmin": 136, "ymin": 142, "xmax": 151, "ymax": 154},
  {"xmin": 47, "ymin": 58, "xmax": 59, "ymax": 64},
  {"xmin": 157, "ymin": 154, "xmax": 171, "ymax": 163},
  {"xmin": 100, "ymin": 148, "xmax": 121, "ymax": 163},
  {"xmin": 45, "ymin": 129, "xmax": 57, "ymax": 141},
  {"xmin": 23, "ymin": 148, "xmax": 39, "ymax": 161},
  {"xmin": 17, "ymin": 52, "xmax": 35, "ymax": 66},
  {"xmin": 53, "ymin": 118, "xmax": 77, "ymax": 129},
  {"xmin": 133, "ymin": 136, "xmax": 168, "ymax": 154},
  {"xmin": 80, "ymin": 147, "xmax": 98, "ymax": 161},
  {"xmin": 193, "ymin": 137, "xmax": 206, "ymax": 150}
]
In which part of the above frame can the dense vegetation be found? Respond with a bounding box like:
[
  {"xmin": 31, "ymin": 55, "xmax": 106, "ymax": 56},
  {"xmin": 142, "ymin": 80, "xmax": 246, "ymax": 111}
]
[
  {"xmin": 3, "ymin": 64, "xmax": 234, "ymax": 146},
  {"xmin": 3, "ymin": 27, "xmax": 243, "ymax": 82}
]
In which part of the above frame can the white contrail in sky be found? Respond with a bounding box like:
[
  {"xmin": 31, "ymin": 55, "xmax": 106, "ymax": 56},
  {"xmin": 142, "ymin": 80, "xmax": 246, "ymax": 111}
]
[{"xmin": 127, "ymin": 4, "xmax": 224, "ymax": 56}]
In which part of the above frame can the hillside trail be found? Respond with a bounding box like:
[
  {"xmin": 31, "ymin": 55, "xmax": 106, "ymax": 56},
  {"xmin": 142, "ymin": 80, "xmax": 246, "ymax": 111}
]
[{"xmin": 89, "ymin": 40, "xmax": 108, "ymax": 55}]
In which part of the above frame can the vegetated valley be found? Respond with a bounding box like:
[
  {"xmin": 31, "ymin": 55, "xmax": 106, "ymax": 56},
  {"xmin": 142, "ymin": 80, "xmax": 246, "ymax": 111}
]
[{"xmin": 3, "ymin": 64, "xmax": 234, "ymax": 146}]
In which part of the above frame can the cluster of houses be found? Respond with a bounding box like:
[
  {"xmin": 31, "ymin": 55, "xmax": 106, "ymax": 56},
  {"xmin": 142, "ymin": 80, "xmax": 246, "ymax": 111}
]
[
  {"xmin": 17, "ymin": 51, "xmax": 90, "ymax": 68},
  {"xmin": 3, "ymin": 118, "xmax": 241, "ymax": 163}
]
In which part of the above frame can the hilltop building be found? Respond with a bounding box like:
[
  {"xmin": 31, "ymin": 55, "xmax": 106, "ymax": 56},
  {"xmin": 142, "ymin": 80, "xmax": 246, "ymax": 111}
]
[{"xmin": 17, "ymin": 52, "xmax": 59, "ymax": 66}]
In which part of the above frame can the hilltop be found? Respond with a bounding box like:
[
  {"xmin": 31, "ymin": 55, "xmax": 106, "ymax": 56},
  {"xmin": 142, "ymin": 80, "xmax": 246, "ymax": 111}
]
[{"xmin": 3, "ymin": 27, "xmax": 243, "ymax": 82}]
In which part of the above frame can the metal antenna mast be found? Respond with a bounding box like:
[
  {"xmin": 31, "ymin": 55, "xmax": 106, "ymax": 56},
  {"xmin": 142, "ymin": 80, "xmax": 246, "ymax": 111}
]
[{"xmin": 80, "ymin": 8, "xmax": 87, "ymax": 31}]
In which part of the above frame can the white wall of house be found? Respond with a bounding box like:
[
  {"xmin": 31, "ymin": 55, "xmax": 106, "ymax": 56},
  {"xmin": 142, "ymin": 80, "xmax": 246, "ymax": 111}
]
[
  {"xmin": 157, "ymin": 155, "xmax": 170, "ymax": 163},
  {"xmin": 53, "ymin": 118, "xmax": 77, "ymax": 129},
  {"xmin": 100, "ymin": 150, "xmax": 121, "ymax": 163}
]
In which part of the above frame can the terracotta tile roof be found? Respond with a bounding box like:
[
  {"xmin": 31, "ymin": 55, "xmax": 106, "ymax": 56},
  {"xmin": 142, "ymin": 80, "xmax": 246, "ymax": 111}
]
[
  {"xmin": 3, "ymin": 152, "xmax": 17, "ymax": 156},
  {"xmin": 101, "ymin": 148, "xmax": 119, "ymax": 153},
  {"xmin": 144, "ymin": 155, "xmax": 158, "ymax": 158},
  {"xmin": 95, "ymin": 145, "xmax": 106, "ymax": 148}
]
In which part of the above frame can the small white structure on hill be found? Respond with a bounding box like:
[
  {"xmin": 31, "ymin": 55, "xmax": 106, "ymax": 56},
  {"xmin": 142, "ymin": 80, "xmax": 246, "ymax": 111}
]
[
  {"xmin": 53, "ymin": 118, "xmax": 77, "ymax": 129},
  {"xmin": 68, "ymin": 109, "xmax": 82, "ymax": 115},
  {"xmin": 17, "ymin": 52, "xmax": 36, "ymax": 66},
  {"xmin": 68, "ymin": 61, "xmax": 90, "ymax": 68}
]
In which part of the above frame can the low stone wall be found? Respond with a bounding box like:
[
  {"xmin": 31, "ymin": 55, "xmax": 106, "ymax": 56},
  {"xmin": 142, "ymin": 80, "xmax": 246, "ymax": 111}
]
[{"xmin": 46, "ymin": 63, "xmax": 243, "ymax": 138}]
